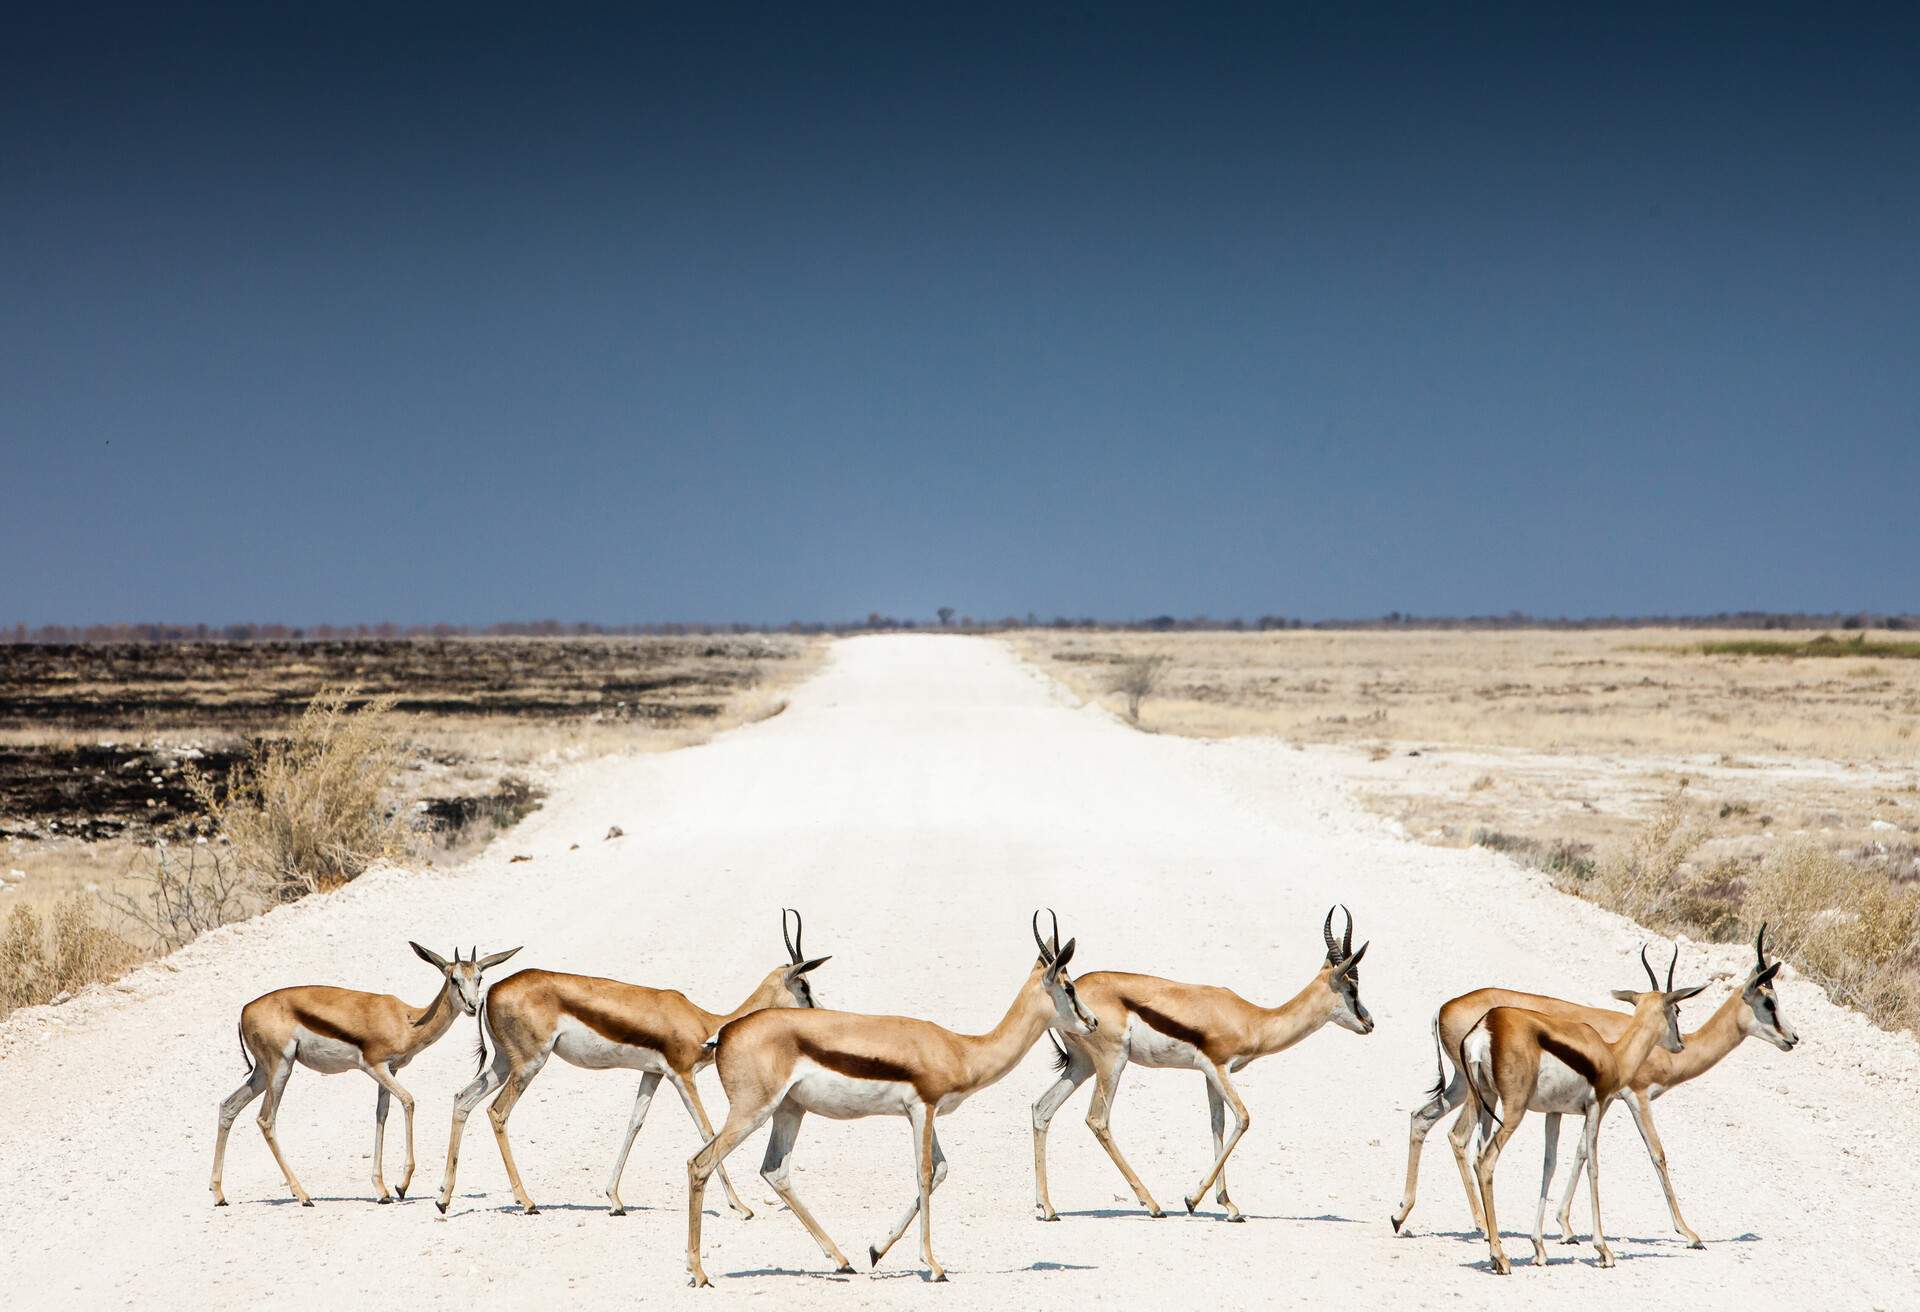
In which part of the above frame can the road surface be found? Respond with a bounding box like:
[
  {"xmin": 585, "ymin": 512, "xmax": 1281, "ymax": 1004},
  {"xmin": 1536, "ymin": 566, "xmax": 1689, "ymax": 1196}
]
[{"xmin": 2, "ymin": 635, "xmax": 1914, "ymax": 1309}]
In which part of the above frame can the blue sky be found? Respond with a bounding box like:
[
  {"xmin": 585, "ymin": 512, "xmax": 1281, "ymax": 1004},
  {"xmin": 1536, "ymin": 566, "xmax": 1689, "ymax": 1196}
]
[{"xmin": 3, "ymin": 3, "xmax": 1916, "ymax": 625}]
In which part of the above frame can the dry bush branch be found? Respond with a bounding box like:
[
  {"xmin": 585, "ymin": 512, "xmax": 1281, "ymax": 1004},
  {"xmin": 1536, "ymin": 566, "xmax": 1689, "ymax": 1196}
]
[
  {"xmin": 1109, "ymin": 654, "xmax": 1170, "ymax": 723},
  {"xmin": 192, "ymin": 688, "xmax": 409, "ymax": 899},
  {"xmin": 100, "ymin": 842, "xmax": 258, "ymax": 952}
]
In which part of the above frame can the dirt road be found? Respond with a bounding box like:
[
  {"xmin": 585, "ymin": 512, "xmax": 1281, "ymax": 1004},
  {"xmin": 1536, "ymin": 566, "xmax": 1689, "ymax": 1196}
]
[{"xmin": 3, "ymin": 635, "xmax": 1914, "ymax": 1308}]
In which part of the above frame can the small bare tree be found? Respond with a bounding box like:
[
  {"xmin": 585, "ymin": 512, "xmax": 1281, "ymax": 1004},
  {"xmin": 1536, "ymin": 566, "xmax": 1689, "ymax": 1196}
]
[
  {"xmin": 937, "ymin": 606, "xmax": 956, "ymax": 626},
  {"xmin": 1110, "ymin": 654, "xmax": 1170, "ymax": 724},
  {"xmin": 102, "ymin": 841, "xmax": 256, "ymax": 952}
]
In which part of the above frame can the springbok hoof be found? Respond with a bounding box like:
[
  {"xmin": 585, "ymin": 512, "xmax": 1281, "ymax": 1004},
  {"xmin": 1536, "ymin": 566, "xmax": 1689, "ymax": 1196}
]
[
  {"xmin": 610, "ymin": 1206, "xmax": 626, "ymax": 1217},
  {"xmin": 1182, "ymin": 1196, "xmax": 1199, "ymax": 1215},
  {"xmin": 524, "ymin": 1206, "xmax": 540, "ymax": 1216},
  {"xmin": 300, "ymin": 1200, "xmax": 314, "ymax": 1209},
  {"xmin": 1390, "ymin": 1214, "xmax": 1404, "ymax": 1234},
  {"xmin": 214, "ymin": 1199, "xmax": 228, "ymax": 1208},
  {"xmin": 930, "ymin": 1271, "xmax": 948, "ymax": 1283},
  {"xmin": 1225, "ymin": 1213, "xmax": 1246, "ymax": 1224},
  {"xmin": 395, "ymin": 1186, "xmax": 407, "ymax": 1200},
  {"xmin": 1036, "ymin": 1212, "xmax": 1060, "ymax": 1223},
  {"xmin": 868, "ymin": 1247, "xmax": 882, "ymax": 1268},
  {"xmin": 376, "ymin": 1195, "xmax": 392, "ymax": 1205},
  {"xmin": 435, "ymin": 1200, "xmax": 448, "ymax": 1215},
  {"xmin": 836, "ymin": 1263, "xmax": 855, "ymax": 1275}
]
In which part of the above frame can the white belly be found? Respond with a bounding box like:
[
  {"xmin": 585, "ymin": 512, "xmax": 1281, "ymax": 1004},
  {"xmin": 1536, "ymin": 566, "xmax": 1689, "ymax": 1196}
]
[
  {"xmin": 1527, "ymin": 1052, "xmax": 1599, "ymax": 1114},
  {"xmin": 551, "ymin": 1015, "xmax": 665, "ymax": 1072},
  {"xmin": 291, "ymin": 1027, "xmax": 362, "ymax": 1075},
  {"xmin": 1126, "ymin": 1017, "xmax": 1204, "ymax": 1069},
  {"xmin": 788, "ymin": 1061, "xmax": 914, "ymax": 1120}
]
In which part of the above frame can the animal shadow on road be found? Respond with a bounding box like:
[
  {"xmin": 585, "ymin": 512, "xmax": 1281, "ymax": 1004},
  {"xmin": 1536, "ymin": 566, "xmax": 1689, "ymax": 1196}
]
[
  {"xmin": 724, "ymin": 1268, "xmax": 859, "ymax": 1283},
  {"xmin": 1051, "ymin": 1208, "xmax": 1360, "ymax": 1225}
]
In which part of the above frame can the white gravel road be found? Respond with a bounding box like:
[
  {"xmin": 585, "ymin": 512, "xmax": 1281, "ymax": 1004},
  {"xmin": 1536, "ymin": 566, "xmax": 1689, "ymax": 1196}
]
[{"xmin": 2, "ymin": 635, "xmax": 1915, "ymax": 1309}]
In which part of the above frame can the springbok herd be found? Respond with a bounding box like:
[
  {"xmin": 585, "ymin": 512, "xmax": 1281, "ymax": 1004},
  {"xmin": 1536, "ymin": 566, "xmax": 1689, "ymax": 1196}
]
[{"xmin": 209, "ymin": 907, "xmax": 1797, "ymax": 1283}]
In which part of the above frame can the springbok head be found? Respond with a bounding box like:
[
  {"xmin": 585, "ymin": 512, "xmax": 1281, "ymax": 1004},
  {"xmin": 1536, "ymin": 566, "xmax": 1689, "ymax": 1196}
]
[
  {"xmin": 1610, "ymin": 944, "xmax": 1707, "ymax": 1053},
  {"xmin": 1320, "ymin": 905, "xmax": 1374, "ymax": 1034},
  {"xmin": 409, "ymin": 941, "xmax": 522, "ymax": 1016},
  {"xmin": 1739, "ymin": 923, "xmax": 1798, "ymax": 1051},
  {"xmin": 778, "ymin": 908, "xmax": 831, "ymax": 1008},
  {"xmin": 1033, "ymin": 909, "xmax": 1097, "ymax": 1035}
]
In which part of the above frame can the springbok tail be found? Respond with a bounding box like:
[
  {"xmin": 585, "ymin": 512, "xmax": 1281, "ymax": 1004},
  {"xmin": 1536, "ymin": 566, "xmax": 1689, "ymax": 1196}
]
[
  {"xmin": 472, "ymin": 990, "xmax": 493, "ymax": 1077},
  {"xmin": 1460, "ymin": 1016, "xmax": 1503, "ymax": 1131},
  {"xmin": 1047, "ymin": 1032, "xmax": 1072, "ymax": 1075},
  {"xmin": 237, "ymin": 1020, "xmax": 254, "ymax": 1076},
  {"xmin": 1422, "ymin": 1009, "xmax": 1448, "ymax": 1109}
]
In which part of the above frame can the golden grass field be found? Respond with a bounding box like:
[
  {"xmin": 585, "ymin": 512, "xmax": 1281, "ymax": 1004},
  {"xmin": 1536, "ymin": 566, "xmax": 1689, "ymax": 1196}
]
[{"xmin": 1013, "ymin": 628, "xmax": 1920, "ymax": 1028}]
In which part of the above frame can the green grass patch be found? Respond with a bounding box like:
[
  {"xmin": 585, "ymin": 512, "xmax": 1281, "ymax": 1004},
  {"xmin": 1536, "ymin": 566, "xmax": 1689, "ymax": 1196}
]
[{"xmin": 1688, "ymin": 633, "xmax": 1920, "ymax": 660}]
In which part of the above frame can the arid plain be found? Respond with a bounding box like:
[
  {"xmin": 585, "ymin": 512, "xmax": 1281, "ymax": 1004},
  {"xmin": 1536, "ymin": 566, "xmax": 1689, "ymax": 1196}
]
[{"xmin": 0, "ymin": 634, "xmax": 1915, "ymax": 1309}]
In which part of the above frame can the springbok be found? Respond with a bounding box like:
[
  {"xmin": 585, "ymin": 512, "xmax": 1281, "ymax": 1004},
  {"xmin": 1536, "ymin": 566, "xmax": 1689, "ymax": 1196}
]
[
  {"xmin": 684, "ymin": 912, "xmax": 1097, "ymax": 1287},
  {"xmin": 1458, "ymin": 946, "xmax": 1705, "ymax": 1273},
  {"xmin": 1031, "ymin": 906, "xmax": 1372, "ymax": 1222},
  {"xmin": 210, "ymin": 942, "xmax": 520, "ymax": 1207},
  {"xmin": 435, "ymin": 909, "xmax": 829, "ymax": 1218},
  {"xmin": 1390, "ymin": 926, "xmax": 1796, "ymax": 1245}
]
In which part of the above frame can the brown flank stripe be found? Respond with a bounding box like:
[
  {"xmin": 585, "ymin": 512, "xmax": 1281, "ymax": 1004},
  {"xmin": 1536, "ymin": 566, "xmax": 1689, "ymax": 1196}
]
[
  {"xmin": 290, "ymin": 1006, "xmax": 366, "ymax": 1050},
  {"xmin": 1537, "ymin": 1032, "xmax": 1600, "ymax": 1087},
  {"xmin": 1129, "ymin": 999, "xmax": 1213, "ymax": 1055},
  {"xmin": 796, "ymin": 1035, "xmax": 931, "ymax": 1098},
  {"xmin": 571, "ymin": 996, "xmax": 676, "ymax": 1055}
]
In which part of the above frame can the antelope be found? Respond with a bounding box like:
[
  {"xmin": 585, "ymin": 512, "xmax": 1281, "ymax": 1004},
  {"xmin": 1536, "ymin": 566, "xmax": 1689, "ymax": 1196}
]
[
  {"xmin": 684, "ymin": 912, "xmax": 1097, "ymax": 1287},
  {"xmin": 1458, "ymin": 946, "xmax": 1705, "ymax": 1273},
  {"xmin": 435, "ymin": 908, "xmax": 829, "ymax": 1218},
  {"xmin": 1389, "ymin": 926, "xmax": 1796, "ymax": 1245},
  {"xmin": 210, "ymin": 942, "xmax": 521, "ymax": 1208},
  {"xmin": 1030, "ymin": 906, "xmax": 1372, "ymax": 1222}
]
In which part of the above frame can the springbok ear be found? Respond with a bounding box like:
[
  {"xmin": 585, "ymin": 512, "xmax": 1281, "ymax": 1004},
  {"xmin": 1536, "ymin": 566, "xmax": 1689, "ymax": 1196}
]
[
  {"xmin": 1668, "ymin": 983, "xmax": 1708, "ymax": 1003},
  {"xmin": 1051, "ymin": 937, "xmax": 1077, "ymax": 973},
  {"xmin": 786, "ymin": 955, "xmax": 831, "ymax": 977},
  {"xmin": 1335, "ymin": 941, "xmax": 1369, "ymax": 977},
  {"xmin": 1752, "ymin": 961, "xmax": 1783, "ymax": 987},
  {"xmin": 1609, "ymin": 989, "xmax": 1641, "ymax": 1004},
  {"xmin": 478, "ymin": 946, "xmax": 522, "ymax": 970},
  {"xmin": 411, "ymin": 941, "xmax": 451, "ymax": 971}
]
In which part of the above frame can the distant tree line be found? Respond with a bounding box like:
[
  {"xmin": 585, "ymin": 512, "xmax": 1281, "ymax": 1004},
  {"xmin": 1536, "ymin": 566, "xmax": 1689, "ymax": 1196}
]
[{"xmin": 5, "ymin": 610, "xmax": 1914, "ymax": 645}]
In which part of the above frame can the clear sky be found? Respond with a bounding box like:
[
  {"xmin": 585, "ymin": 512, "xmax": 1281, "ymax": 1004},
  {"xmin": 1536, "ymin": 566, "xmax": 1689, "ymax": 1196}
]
[{"xmin": 4, "ymin": 3, "xmax": 1916, "ymax": 626}]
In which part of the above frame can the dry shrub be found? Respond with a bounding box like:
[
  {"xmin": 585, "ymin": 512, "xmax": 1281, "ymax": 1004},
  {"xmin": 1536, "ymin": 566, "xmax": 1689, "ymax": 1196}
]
[
  {"xmin": 1, "ymin": 897, "xmax": 138, "ymax": 1018},
  {"xmin": 1109, "ymin": 654, "xmax": 1170, "ymax": 723},
  {"xmin": 193, "ymin": 688, "xmax": 409, "ymax": 899},
  {"xmin": 1575, "ymin": 788, "xmax": 1709, "ymax": 925},
  {"xmin": 1745, "ymin": 845, "xmax": 1920, "ymax": 1029},
  {"xmin": 1538, "ymin": 788, "xmax": 1920, "ymax": 1031},
  {"xmin": 102, "ymin": 841, "xmax": 257, "ymax": 952}
]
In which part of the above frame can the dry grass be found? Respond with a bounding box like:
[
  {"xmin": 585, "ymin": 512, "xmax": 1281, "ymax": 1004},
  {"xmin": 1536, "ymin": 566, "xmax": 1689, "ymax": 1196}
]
[
  {"xmin": 0, "ymin": 897, "xmax": 139, "ymax": 1014},
  {"xmin": 193, "ymin": 688, "xmax": 408, "ymax": 900},
  {"xmin": 1014, "ymin": 629, "xmax": 1920, "ymax": 1032},
  {"xmin": 1542, "ymin": 790, "xmax": 1920, "ymax": 1031},
  {"xmin": 0, "ymin": 637, "xmax": 825, "ymax": 1019},
  {"xmin": 1012, "ymin": 628, "xmax": 1920, "ymax": 760}
]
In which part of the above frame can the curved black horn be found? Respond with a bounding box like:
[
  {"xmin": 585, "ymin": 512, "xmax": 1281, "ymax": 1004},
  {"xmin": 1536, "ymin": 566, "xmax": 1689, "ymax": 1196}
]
[
  {"xmin": 1640, "ymin": 944, "xmax": 1659, "ymax": 991},
  {"xmin": 1755, "ymin": 922, "xmax": 1769, "ymax": 969},
  {"xmin": 1323, "ymin": 906, "xmax": 1339, "ymax": 959},
  {"xmin": 1667, "ymin": 944, "xmax": 1678, "ymax": 992},
  {"xmin": 1032, "ymin": 910, "xmax": 1053, "ymax": 961},
  {"xmin": 1049, "ymin": 908, "xmax": 1061, "ymax": 956},
  {"xmin": 782, "ymin": 908, "xmax": 801, "ymax": 964},
  {"xmin": 1340, "ymin": 904, "xmax": 1354, "ymax": 959},
  {"xmin": 471, "ymin": 945, "xmax": 477, "ymax": 966}
]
